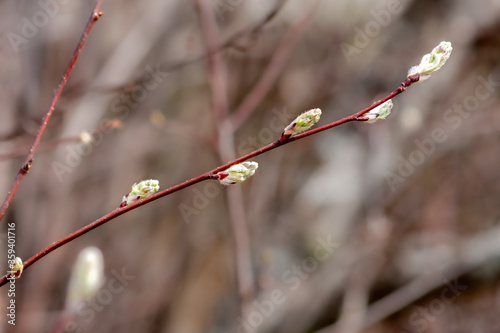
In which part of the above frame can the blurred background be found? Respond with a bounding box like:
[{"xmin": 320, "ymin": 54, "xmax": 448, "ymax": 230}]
[{"xmin": 1, "ymin": 0, "xmax": 500, "ymax": 332}]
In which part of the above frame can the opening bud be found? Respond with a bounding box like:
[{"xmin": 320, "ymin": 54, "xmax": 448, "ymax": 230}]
[
  {"xmin": 217, "ymin": 161, "xmax": 258, "ymax": 185},
  {"xmin": 408, "ymin": 41, "xmax": 452, "ymax": 81},
  {"xmin": 282, "ymin": 108, "xmax": 322, "ymax": 141},
  {"xmin": 121, "ymin": 179, "xmax": 160, "ymax": 207},
  {"xmin": 362, "ymin": 100, "xmax": 393, "ymax": 123},
  {"xmin": 65, "ymin": 247, "xmax": 104, "ymax": 311},
  {"xmin": 9, "ymin": 257, "xmax": 23, "ymax": 279}
]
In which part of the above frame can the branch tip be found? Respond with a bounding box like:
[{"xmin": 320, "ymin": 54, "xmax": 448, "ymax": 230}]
[{"xmin": 408, "ymin": 41, "xmax": 452, "ymax": 82}]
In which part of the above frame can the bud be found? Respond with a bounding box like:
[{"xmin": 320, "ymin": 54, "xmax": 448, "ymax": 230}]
[
  {"xmin": 79, "ymin": 131, "xmax": 93, "ymax": 144},
  {"xmin": 216, "ymin": 161, "xmax": 258, "ymax": 185},
  {"xmin": 9, "ymin": 257, "xmax": 23, "ymax": 279},
  {"xmin": 408, "ymin": 41, "xmax": 452, "ymax": 81},
  {"xmin": 283, "ymin": 108, "xmax": 322, "ymax": 138},
  {"xmin": 363, "ymin": 100, "xmax": 393, "ymax": 123},
  {"xmin": 121, "ymin": 179, "xmax": 160, "ymax": 207},
  {"xmin": 66, "ymin": 247, "xmax": 104, "ymax": 311}
]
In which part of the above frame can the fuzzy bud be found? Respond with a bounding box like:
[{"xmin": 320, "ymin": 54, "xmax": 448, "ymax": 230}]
[
  {"xmin": 408, "ymin": 41, "xmax": 452, "ymax": 81},
  {"xmin": 121, "ymin": 179, "xmax": 160, "ymax": 207},
  {"xmin": 8, "ymin": 257, "xmax": 23, "ymax": 279},
  {"xmin": 217, "ymin": 161, "xmax": 258, "ymax": 185},
  {"xmin": 79, "ymin": 131, "xmax": 93, "ymax": 144},
  {"xmin": 283, "ymin": 108, "xmax": 322, "ymax": 138},
  {"xmin": 363, "ymin": 100, "xmax": 393, "ymax": 123},
  {"xmin": 66, "ymin": 247, "xmax": 104, "ymax": 311}
]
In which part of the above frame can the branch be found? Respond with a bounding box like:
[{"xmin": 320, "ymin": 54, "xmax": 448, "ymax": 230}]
[
  {"xmin": 0, "ymin": 1, "xmax": 104, "ymax": 222},
  {"xmin": 0, "ymin": 119, "xmax": 121, "ymax": 160},
  {"xmin": 93, "ymin": 0, "xmax": 288, "ymax": 94},
  {"xmin": 227, "ymin": 1, "xmax": 318, "ymax": 130},
  {"xmin": 314, "ymin": 224, "xmax": 500, "ymax": 333},
  {"xmin": 194, "ymin": 0, "xmax": 255, "ymax": 317},
  {"xmin": 0, "ymin": 74, "xmax": 419, "ymax": 287}
]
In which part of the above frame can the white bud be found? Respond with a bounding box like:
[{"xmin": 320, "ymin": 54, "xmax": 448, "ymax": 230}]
[
  {"xmin": 79, "ymin": 131, "xmax": 93, "ymax": 144},
  {"xmin": 364, "ymin": 100, "xmax": 393, "ymax": 123},
  {"xmin": 66, "ymin": 247, "xmax": 104, "ymax": 311},
  {"xmin": 217, "ymin": 161, "xmax": 258, "ymax": 185},
  {"xmin": 9, "ymin": 257, "xmax": 23, "ymax": 279},
  {"xmin": 408, "ymin": 41, "xmax": 452, "ymax": 81},
  {"xmin": 283, "ymin": 108, "xmax": 322, "ymax": 137},
  {"xmin": 121, "ymin": 179, "xmax": 160, "ymax": 207}
]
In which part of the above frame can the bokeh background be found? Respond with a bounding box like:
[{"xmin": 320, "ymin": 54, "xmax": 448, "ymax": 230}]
[{"xmin": 1, "ymin": 0, "xmax": 500, "ymax": 332}]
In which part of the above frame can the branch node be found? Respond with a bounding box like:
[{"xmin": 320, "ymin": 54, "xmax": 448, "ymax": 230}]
[
  {"xmin": 94, "ymin": 11, "xmax": 104, "ymax": 21},
  {"xmin": 209, "ymin": 173, "xmax": 223, "ymax": 180},
  {"xmin": 355, "ymin": 116, "xmax": 369, "ymax": 122},
  {"xmin": 21, "ymin": 159, "xmax": 33, "ymax": 174},
  {"xmin": 403, "ymin": 73, "xmax": 420, "ymax": 87},
  {"xmin": 279, "ymin": 133, "xmax": 291, "ymax": 144}
]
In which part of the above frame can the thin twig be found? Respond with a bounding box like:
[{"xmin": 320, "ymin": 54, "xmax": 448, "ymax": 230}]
[
  {"xmin": 93, "ymin": 0, "xmax": 288, "ymax": 94},
  {"xmin": 0, "ymin": 1, "xmax": 104, "ymax": 223},
  {"xmin": 193, "ymin": 0, "xmax": 229, "ymax": 121},
  {"xmin": 228, "ymin": 0, "xmax": 319, "ymax": 130},
  {"xmin": 315, "ymin": 224, "xmax": 500, "ymax": 333},
  {"xmin": 0, "ymin": 74, "xmax": 419, "ymax": 287},
  {"xmin": 0, "ymin": 119, "xmax": 121, "ymax": 160}
]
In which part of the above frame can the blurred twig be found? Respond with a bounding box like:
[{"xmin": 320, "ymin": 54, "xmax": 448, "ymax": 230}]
[
  {"xmin": 94, "ymin": 0, "xmax": 289, "ymax": 94},
  {"xmin": 193, "ymin": 0, "xmax": 255, "ymax": 319},
  {"xmin": 0, "ymin": 119, "xmax": 121, "ymax": 160},
  {"xmin": 228, "ymin": 0, "xmax": 320, "ymax": 130},
  {"xmin": 316, "ymin": 224, "xmax": 500, "ymax": 333}
]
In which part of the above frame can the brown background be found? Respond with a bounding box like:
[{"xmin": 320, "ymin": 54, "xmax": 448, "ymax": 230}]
[{"xmin": 1, "ymin": 0, "xmax": 500, "ymax": 332}]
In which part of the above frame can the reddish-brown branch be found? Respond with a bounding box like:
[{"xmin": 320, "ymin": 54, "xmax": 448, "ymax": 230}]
[
  {"xmin": 0, "ymin": 74, "xmax": 418, "ymax": 287},
  {"xmin": 0, "ymin": 1, "xmax": 104, "ymax": 223},
  {"xmin": 286, "ymin": 73, "xmax": 420, "ymax": 142}
]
